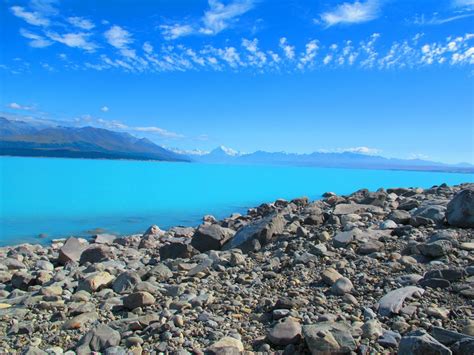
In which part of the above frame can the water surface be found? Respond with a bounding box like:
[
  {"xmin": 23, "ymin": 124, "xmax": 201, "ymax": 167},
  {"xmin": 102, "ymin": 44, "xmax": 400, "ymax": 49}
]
[{"xmin": 0, "ymin": 156, "xmax": 472, "ymax": 245}]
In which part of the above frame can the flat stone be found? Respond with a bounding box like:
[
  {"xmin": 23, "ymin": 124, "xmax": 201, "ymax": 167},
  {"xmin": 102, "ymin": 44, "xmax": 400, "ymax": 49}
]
[
  {"xmin": 267, "ymin": 317, "xmax": 302, "ymax": 346},
  {"xmin": 331, "ymin": 277, "xmax": 353, "ymax": 295},
  {"xmin": 191, "ymin": 224, "xmax": 235, "ymax": 252},
  {"xmin": 418, "ymin": 240, "xmax": 453, "ymax": 258},
  {"xmin": 321, "ymin": 268, "xmax": 343, "ymax": 286},
  {"xmin": 112, "ymin": 272, "xmax": 141, "ymax": 294},
  {"xmin": 207, "ymin": 336, "xmax": 244, "ymax": 354},
  {"xmin": 78, "ymin": 272, "xmax": 114, "ymax": 292},
  {"xmin": 76, "ymin": 324, "xmax": 121, "ymax": 353},
  {"xmin": 333, "ymin": 203, "xmax": 383, "ymax": 215},
  {"xmin": 94, "ymin": 234, "xmax": 117, "ymax": 245},
  {"xmin": 377, "ymin": 286, "xmax": 425, "ymax": 316}
]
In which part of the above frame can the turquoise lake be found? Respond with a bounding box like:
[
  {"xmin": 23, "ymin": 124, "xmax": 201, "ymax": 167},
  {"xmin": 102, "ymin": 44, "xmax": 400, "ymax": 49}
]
[{"xmin": 0, "ymin": 156, "xmax": 472, "ymax": 246}]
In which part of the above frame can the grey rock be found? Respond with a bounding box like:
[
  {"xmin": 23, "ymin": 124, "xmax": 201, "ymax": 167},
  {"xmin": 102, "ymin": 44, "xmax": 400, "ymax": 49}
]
[
  {"xmin": 223, "ymin": 213, "xmax": 285, "ymax": 252},
  {"xmin": 411, "ymin": 205, "xmax": 447, "ymax": 226},
  {"xmin": 112, "ymin": 271, "xmax": 141, "ymax": 294},
  {"xmin": 398, "ymin": 330, "xmax": 452, "ymax": 355},
  {"xmin": 94, "ymin": 234, "xmax": 117, "ymax": 245},
  {"xmin": 378, "ymin": 286, "xmax": 425, "ymax": 316},
  {"xmin": 267, "ymin": 317, "xmax": 302, "ymax": 346},
  {"xmin": 331, "ymin": 277, "xmax": 353, "ymax": 295},
  {"xmin": 378, "ymin": 330, "xmax": 401, "ymax": 348},
  {"xmin": 79, "ymin": 245, "xmax": 114, "ymax": 265},
  {"xmin": 159, "ymin": 242, "xmax": 197, "ymax": 260},
  {"xmin": 76, "ymin": 325, "xmax": 121, "ymax": 353},
  {"xmin": 58, "ymin": 237, "xmax": 87, "ymax": 265},
  {"xmin": 387, "ymin": 210, "xmax": 411, "ymax": 224},
  {"xmin": 147, "ymin": 263, "xmax": 173, "ymax": 281},
  {"xmin": 191, "ymin": 224, "xmax": 235, "ymax": 252},
  {"xmin": 333, "ymin": 203, "xmax": 383, "ymax": 215},
  {"xmin": 303, "ymin": 321, "xmax": 357, "ymax": 354},
  {"xmin": 333, "ymin": 229, "xmax": 361, "ymax": 248},
  {"xmin": 419, "ymin": 240, "xmax": 453, "ymax": 258},
  {"xmin": 123, "ymin": 291, "xmax": 155, "ymax": 309},
  {"xmin": 431, "ymin": 327, "xmax": 474, "ymax": 346},
  {"xmin": 447, "ymin": 189, "xmax": 474, "ymax": 228}
]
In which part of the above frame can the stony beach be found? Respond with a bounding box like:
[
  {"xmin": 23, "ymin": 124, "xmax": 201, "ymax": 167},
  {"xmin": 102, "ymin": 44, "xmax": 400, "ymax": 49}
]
[{"xmin": 0, "ymin": 183, "xmax": 473, "ymax": 354}]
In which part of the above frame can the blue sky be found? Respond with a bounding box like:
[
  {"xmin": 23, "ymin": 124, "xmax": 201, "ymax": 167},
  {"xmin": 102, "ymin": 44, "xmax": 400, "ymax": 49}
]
[{"xmin": 1, "ymin": 0, "xmax": 473, "ymax": 164}]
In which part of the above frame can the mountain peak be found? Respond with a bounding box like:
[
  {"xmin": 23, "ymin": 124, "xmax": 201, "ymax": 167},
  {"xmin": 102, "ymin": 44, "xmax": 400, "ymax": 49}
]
[{"xmin": 211, "ymin": 145, "xmax": 240, "ymax": 156}]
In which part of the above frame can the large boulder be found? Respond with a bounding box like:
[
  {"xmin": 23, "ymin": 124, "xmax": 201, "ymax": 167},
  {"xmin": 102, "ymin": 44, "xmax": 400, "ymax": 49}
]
[
  {"xmin": 267, "ymin": 317, "xmax": 302, "ymax": 346},
  {"xmin": 446, "ymin": 189, "xmax": 474, "ymax": 228},
  {"xmin": 223, "ymin": 213, "xmax": 285, "ymax": 253},
  {"xmin": 58, "ymin": 237, "xmax": 87, "ymax": 265},
  {"xmin": 123, "ymin": 291, "xmax": 155, "ymax": 309},
  {"xmin": 159, "ymin": 242, "xmax": 197, "ymax": 260},
  {"xmin": 76, "ymin": 325, "xmax": 121, "ymax": 353},
  {"xmin": 79, "ymin": 245, "xmax": 114, "ymax": 265},
  {"xmin": 112, "ymin": 271, "xmax": 141, "ymax": 294},
  {"xmin": 303, "ymin": 321, "xmax": 357, "ymax": 354},
  {"xmin": 191, "ymin": 224, "xmax": 235, "ymax": 252},
  {"xmin": 398, "ymin": 330, "xmax": 452, "ymax": 355}
]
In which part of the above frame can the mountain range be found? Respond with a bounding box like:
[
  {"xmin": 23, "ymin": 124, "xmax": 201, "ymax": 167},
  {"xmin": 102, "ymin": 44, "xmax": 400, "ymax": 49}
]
[
  {"xmin": 1, "ymin": 117, "xmax": 472, "ymax": 173},
  {"xmin": 0, "ymin": 117, "xmax": 187, "ymax": 162}
]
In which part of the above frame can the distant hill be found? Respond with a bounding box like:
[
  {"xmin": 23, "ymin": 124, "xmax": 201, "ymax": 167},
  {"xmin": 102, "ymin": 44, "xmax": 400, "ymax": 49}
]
[
  {"xmin": 0, "ymin": 117, "xmax": 188, "ymax": 162},
  {"xmin": 193, "ymin": 145, "xmax": 474, "ymax": 173}
]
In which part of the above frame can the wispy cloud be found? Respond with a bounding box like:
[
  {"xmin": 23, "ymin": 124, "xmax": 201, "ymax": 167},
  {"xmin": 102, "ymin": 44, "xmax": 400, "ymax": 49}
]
[
  {"xmin": 46, "ymin": 31, "xmax": 97, "ymax": 52},
  {"xmin": 68, "ymin": 16, "xmax": 95, "ymax": 30},
  {"xmin": 200, "ymin": 0, "xmax": 255, "ymax": 35},
  {"xmin": 160, "ymin": 24, "xmax": 194, "ymax": 40},
  {"xmin": 413, "ymin": 12, "xmax": 474, "ymax": 25},
  {"xmin": 100, "ymin": 106, "xmax": 109, "ymax": 112},
  {"xmin": 318, "ymin": 146, "xmax": 381, "ymax": 155},
  {"xmin": 161, "ymin": 0, "xmax": 255, "ymax": 40},
  {"xmin": 104, "ymin": 25, "xmax": 137, "ymax": 58},
  {"xmin": 20, "ymin": 28, "xmax": 53, "ymax": 48},
  {"xmin": 318, "ymin": 0, "xmax": 381, "ymax": 27},
  {"xmin": 93, "ymin": 118, "xmax": 184, "ymax": 138},
  {"xmin": 10, "ymin": 5, "xmax": 50, "ymax": 26},
  {"xmin": 7, "ymin": 102, "xmax": 34, "ymax": 111}
]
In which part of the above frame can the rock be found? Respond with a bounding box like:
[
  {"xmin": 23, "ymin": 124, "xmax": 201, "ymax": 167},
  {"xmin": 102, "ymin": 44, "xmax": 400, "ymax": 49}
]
[
  {"xmin": 431, "ymin": 326, "xmax": 474, "ymax": 346},
  {"xmin": 63, "ymin": 312, "xmax": 99, "ymax": 330},
  {"xmin": 451, "ymin": 339, "xmax": 474, "ymax": 355},
  {"xmin": 207, "ymin": 336, "xmax": 244, "ymax": 354},
  {"xmin": 378, "ymin": 330, "xmax": 401, "ymax": 348},
  {"xmin": 159, "ymin": 242, "xmax": 197, "ymax": 260},
  {"xmin": 94, "ymin": 234, "xmax": 117, "ymax": 244},
  {"xmin": 58, "ymin": 237, "xmax": 87, "ymax": 264},
  {"xmin": 79, "ymin": 245, "xmax": 114, "ymax": 265},
  {"xmin": 398, "ymin": 330, "xmax": 452, "ymax": 355},
  {"xmin": 143, "ymin": 225, "xmax": 164, "ymax": 236},
  {"xmin": 446, "ymin": 189, "xmax": 474, "ymax": 228},
  {"xmin": 123, "ymin": 291, "xmax": 155, "ymax": 309},
  {"xmin": 362, "ymin": 319, "xmax": 384, "ymax": 340},
  {"xmin": 267, "ymin": 317, "xmax": 302, "ymax": 346},
  {"xmin": 223, "ymin": 213, "xmax": 285, "ymax": 252},
  {"xmin": 411, "ymin": 205, "xmax": 447, "ymax": 226},
  {"xmin": 333, "ymin": 229, "xmax": 361, "ymax": 248},
  {"xmin": 380, "ymin": 220, "xmax": 398, "ymax": 229},
  {"xmin": 388, "ymin": 210, "xmax": 411, "ymax": 224},
  {"xmin": 191, "ymin": 224, "xmax": 235, "ymax": 252},
  {"xmin": 21, "ymin": 347, "xmax": 48, "ymax": 355},
  {"xmin": 419, "ymin": 240, "xmax": 453, "ymax": 258},
  {"xmin": 419, "ymin": 278, "xmax": 451, "ymax": 289},
  {"xmin": 333, "ymin": 203, "xmax": 383, "ymax": 215},
  {"xmin": 147, "ymin": 263, "xmax": 173, "ymax": 281},
  {"xmin": 331, "ymin": 277, "xmax": 353, "ymax": 295},
  {"xmin": 78, "ymin": 272, "xmax": 114, "ymax": 292},
  {"xmin": 321, "ymin": 268, "xmax": 343, "ymax": 285},
  {"xmin": 112, "ymin": 272, "xmax": 141, "ymax": 294},
  {"xmin": 378, "ymin": 286, "xmax": 425, "ymax": 316},
  {"xmin": 358, "ymin": 240, "xmax": 384, "ymax": 254},
  {"xmin": 424, "ymin": 268, "xmax": 464, "ymax": 282},
  {"xmin": 303, "ymin": 321, "xmax": 357, "ymax": 354},
  {"xmin": 76, "ymin": 324, "xmax": 121, "ymax": 353}
]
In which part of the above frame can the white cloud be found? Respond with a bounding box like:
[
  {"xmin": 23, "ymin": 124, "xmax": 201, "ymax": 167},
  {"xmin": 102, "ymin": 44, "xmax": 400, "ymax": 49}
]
[
  {"xmin": 133, "ymin": 126, "xmax": 184, "ymax": 138},
  {"xmin": 200, "ymin": 0, "xmax": 255, "ymax": 35},
  {"xmin": 20, "ymin": 28, "xmax": 52, "ymax": 48},
  {"xmin": 104, "ymin": 25, "xmax": 133, "ymax": 49},
  {"xmin": 343, "ymin": 146, "xmax": 380, "ymax": 155},
  {"xmin": 143, "ymin": 42, "xmax": 153, "ymax": 54},
  {"xmin": 10, "ymin": 6, "xmax": 50, "ymax": 26},
  {"xmin": 68, "ymin": 16, "xmax": 95, "ymax": 30},
  {"xmin": 101, "ymin": 106, "xmax": 109, "ymax": 112},
  {"xmin": 279, "ymin": 37, "xmax": 295, "ymax": 60},
  {"xmin": 299, "ymin": 40, "xmax": 319, "ymax": 68},
  {"xmin": 46, "ymin": 31, "xmax": 97, "ymax": 52},
  {"xmin": 413, "ymin": 12, "xmax": 474, "ymax": 25},
  {"xmin": 453, "ymin": 0, "xmax": 474, "ymax": 8},
  {"xmin": 319, "ymin": 0, "xmax": 380, "ymax": 27},
  {"xmin": 7, "ymin": 102, "xmax": 34, "ymax": 111},
  {"xmin": 160, "ymin": 24, "xmax": 194, "ymax": 40}
]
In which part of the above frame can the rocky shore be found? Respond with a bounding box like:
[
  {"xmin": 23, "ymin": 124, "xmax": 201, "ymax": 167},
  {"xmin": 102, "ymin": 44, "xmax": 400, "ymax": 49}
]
[{"xmin": 1, "ymin": 183, "xmax": 473, "ymax": 354}]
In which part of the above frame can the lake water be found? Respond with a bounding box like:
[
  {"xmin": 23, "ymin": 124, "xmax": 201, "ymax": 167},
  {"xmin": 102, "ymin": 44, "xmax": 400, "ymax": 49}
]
[{"xmin": 0, "ymin": 156, "xmax": 472, "ymax": 246}]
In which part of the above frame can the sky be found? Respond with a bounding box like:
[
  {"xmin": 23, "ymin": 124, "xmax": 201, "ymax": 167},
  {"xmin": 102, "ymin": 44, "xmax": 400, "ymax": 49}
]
[{"xmin": 1, "ymin": 0, "xmax": 473, "ymax": 164}]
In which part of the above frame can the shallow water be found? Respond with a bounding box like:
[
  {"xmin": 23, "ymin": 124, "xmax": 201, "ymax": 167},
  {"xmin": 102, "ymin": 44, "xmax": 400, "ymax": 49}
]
[{"xmin": 0, "ymin": 156, "xmax": 472, "ymax": 245}]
